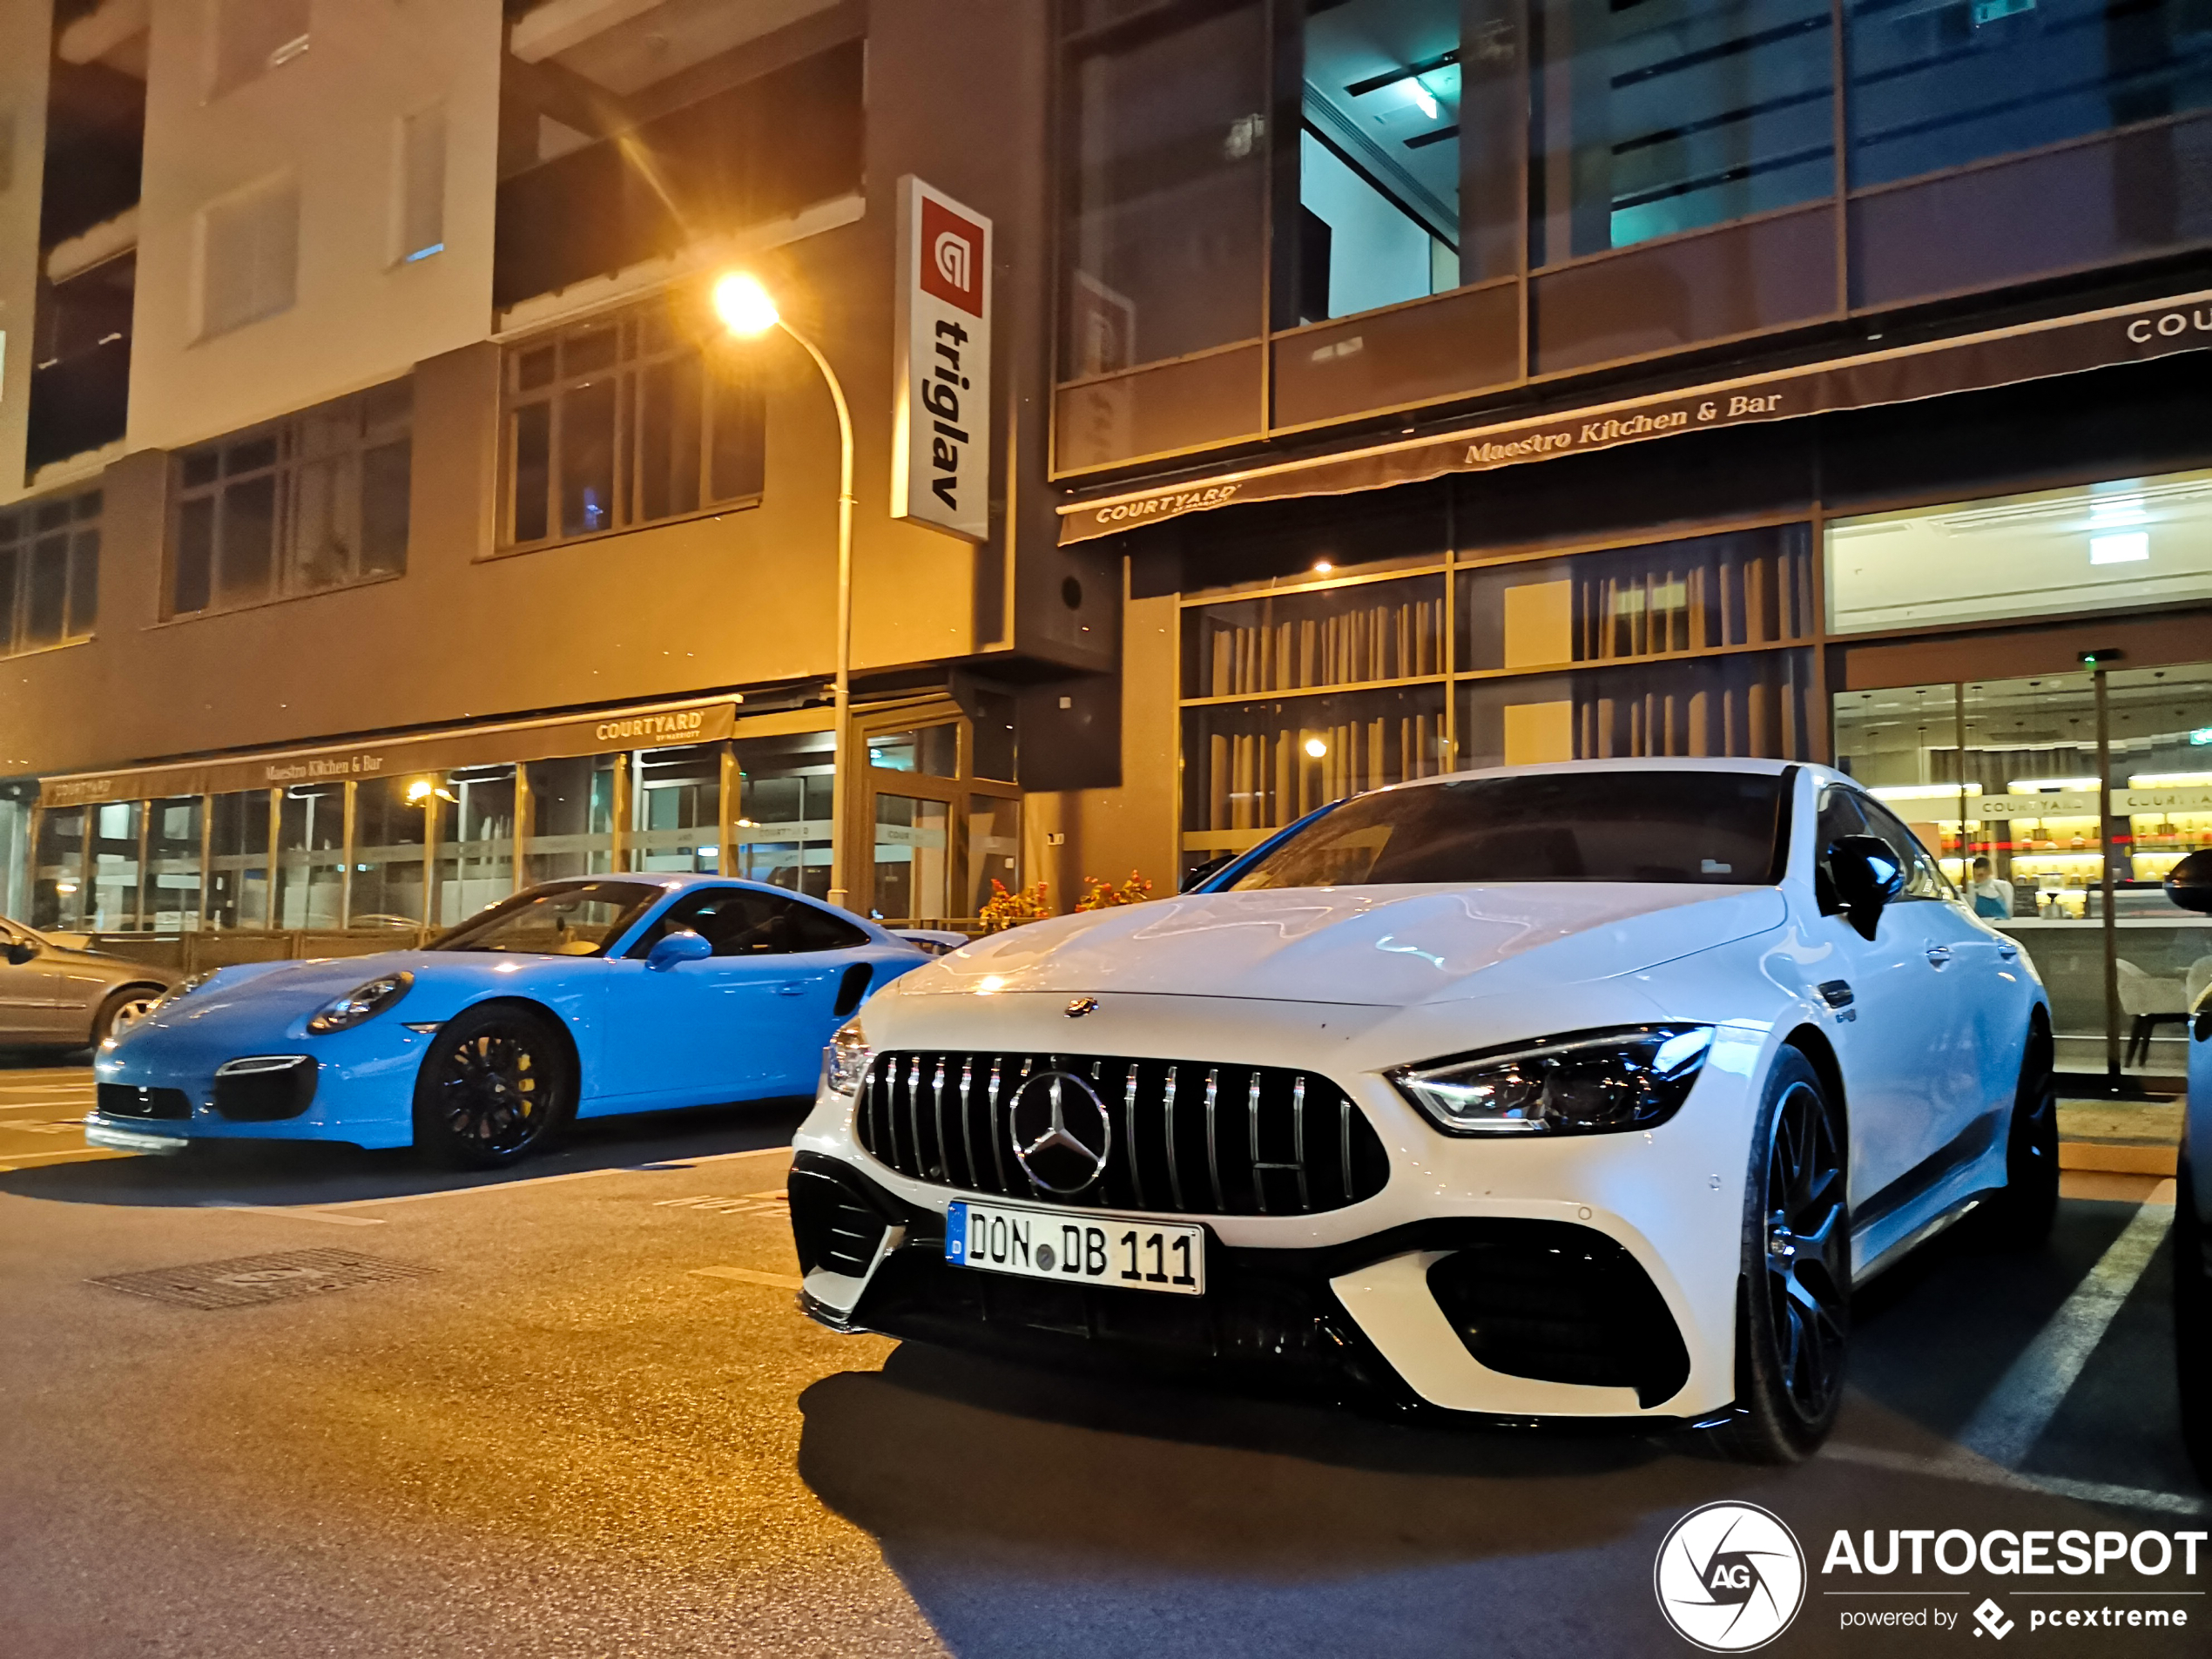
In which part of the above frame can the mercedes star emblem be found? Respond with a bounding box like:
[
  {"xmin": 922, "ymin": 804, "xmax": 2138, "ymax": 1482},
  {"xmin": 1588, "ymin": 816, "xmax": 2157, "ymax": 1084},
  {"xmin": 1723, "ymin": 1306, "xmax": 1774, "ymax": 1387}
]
[
  {"xmin": 1064, "ymin": 996, "xmax": 1098, "ymax": 1018},
  {"xmin": 1007, "ymin": 1069, "xmax": 1112, "ymax": 1194}
]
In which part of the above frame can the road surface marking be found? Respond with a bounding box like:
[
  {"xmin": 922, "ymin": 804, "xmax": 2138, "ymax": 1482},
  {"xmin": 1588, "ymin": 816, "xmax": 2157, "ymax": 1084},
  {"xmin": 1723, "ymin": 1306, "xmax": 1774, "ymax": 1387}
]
[
  {"xmin": 323, "ymin": 1145, "xmax": 791, "ymax": 1210},
  {"xmin": 0, "ymin": 1147, "xmax": 129, "ymax": 1171},
  {"xmin": 1952, "ymin": 1199, "xmax": 2174, "ymax": 1469},
  {"xmin": 690, "ymin": 1265, "xmax": 804, "ymax": 1291},
  {"xmin": 197, "ymin": 1202, "xmax": 388, "ymax": 1227},
  {"xmin": 1824, "ymin": 1442, "xmax": 2208, "ymax": 1517}
]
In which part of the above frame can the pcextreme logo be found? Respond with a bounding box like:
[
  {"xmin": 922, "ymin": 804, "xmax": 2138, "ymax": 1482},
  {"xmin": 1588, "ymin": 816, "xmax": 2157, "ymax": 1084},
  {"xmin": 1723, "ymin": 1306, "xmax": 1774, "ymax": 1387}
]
[{"xmin": 1656, "ymin": 1501, "xmax": 1810, "ymax": 1651}]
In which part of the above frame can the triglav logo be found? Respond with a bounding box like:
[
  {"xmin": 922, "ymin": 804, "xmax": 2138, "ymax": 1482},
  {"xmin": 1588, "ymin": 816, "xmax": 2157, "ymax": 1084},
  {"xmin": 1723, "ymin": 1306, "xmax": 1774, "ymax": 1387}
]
[
  {"xmin": 933, "ymin": 229, "xmax": 970, "ymax": 296},
  {"xmin": 1656, "ymin": 1501, "xmax": 1807, "ymax": 1651},
  {"xmin": 918, "ymin": 197, "xmax": 983, "ymax": 318}
]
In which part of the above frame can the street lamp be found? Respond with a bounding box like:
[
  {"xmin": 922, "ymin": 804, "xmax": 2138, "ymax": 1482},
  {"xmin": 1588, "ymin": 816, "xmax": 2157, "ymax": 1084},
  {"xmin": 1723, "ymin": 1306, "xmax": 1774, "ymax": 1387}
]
[{"xmin": 714, "ymin": 273, "xmax": 858, "ymax": 912}]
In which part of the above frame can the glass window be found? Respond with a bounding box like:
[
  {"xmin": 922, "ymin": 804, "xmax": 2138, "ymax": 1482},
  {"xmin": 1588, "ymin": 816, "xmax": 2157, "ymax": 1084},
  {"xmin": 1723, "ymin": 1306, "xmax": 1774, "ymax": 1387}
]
[
  {"xmin": 1463, "ymin": 528, "xmax": 1813, "ymax": 671},
  {"xmin": 0, "ymin": 490, "xmax": 101, "ymax": 657},
  {"xmin": 631, "ymin": 745, "xmax": 721, "ymax": 873},
  {"xmin": 1294, "ymin": 1, "xmax": 1491, "ymax": 326},
  {"xmin": 1060, "ymin": 0, "xmax": 1269, "ymax": 374},
  {"xmin": 1825, "ymin": 469, "xmax": 2212, "ymax": 637},
  {"xmin": 31, "ymin": 806, "xmax": 84, "ymax": 930},
  {"xmin": 523, "ymin": 756, "xmax": 615, "ymax": 887},
  {"xmin": 145, "ymin": 796, "xmax": 203, "ymax": 931},
  {"xmin": 867, "ymin": 725, "xmax": 958, "ymax": 778},
  {"xmin": 968, "ymin": 794, "xmax": 1022, "ymax": 915},
  {"xmin": 275, "ymin": 784, "xmax": 345, "ymax": 930},
  {"xmin": 1853, "ymin": 792, "xmax": 1954, "ymax": 900},
  {"xmin": 433, "ymin": 880, "xmax": 662, "ymax": 955},
  {"xmin": 873, "ymin": 795, "xmax": 951, "ymax": 921},
  {"xmin": 89, "ymin": 800, "xmax": 143, "ymax": 932},
  {"xmin": 1845, "ymin": 0, "xmax": 2212, "ymax": 188},
  {"xmin": 1228, "ymin": 768, "xmax": 1789, "ymax": 887},
  {"xmin": 631, "ymin": 887, "xmax": 794, "ymax": 957},
  {"xmin": 503, "ymin": 302, "xmax": 764, "ymax": 549},
  {"xmin": 353, "ymin": 776, "xmax": 430, "ymax": 929},
  {"xmin": 972, "ymin": 690, "xmax": 1018, "ymax": 782},
  {"xmin": 207, "ymin": 790, "xmax": 271, "ymax": 929},
  {"xmin": 1530, "ymin": 0, "xmax": 1836, "ymax": 265},
  {"xmin": 442, "ymin": 765, "xmax": 517, "ymax": 923},
  {"xmin": 208, "ymin": 0, "xmax": 309, "ymax": 99},
  {"xmin": 172, "ymin": 383, "xmax": 411, "ymax": 617},
  {"xmin": 1186, "ymin": 575, "xmax": 1445, "ymax": 698},
  {"xmin": 1460, "ymin": 651, "xmax": 1813, "ymax": 771},
  {"xmin": 1184, "ymin": 684, "xmax": 1448, "ymax": 840},
  {"xmin": 733, "ymin": 732, "xmax": 835, "ymax": 899}
]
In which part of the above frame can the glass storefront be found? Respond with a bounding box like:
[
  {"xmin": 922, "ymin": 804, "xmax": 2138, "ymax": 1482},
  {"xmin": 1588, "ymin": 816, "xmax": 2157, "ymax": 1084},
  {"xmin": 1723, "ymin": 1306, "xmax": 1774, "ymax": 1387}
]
[{"xmin": 731, "ymin": 732, "xmax": 834, "ymax": 898}]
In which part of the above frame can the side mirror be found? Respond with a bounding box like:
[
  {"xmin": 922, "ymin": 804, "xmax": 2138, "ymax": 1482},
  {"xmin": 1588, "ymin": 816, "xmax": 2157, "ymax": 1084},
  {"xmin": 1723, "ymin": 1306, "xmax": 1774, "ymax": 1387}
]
[
  {"xmin": 2167, "ymin": 848, "xmax": 2212, "ymax": 915},
  {"xmin": 1181, "ymin": 853, "xmax": 1236, "ymax": 893},
  {"xmin": 645, "ymin": 928, "xmax": 713, "ymax": 971},
  {"xmin": 3, "ymin": 941, "xmax": 35, "ymax": 966},
  {"xmin": 1827, "ymin": 833, "xmax": 1906, "ymax": 941}
]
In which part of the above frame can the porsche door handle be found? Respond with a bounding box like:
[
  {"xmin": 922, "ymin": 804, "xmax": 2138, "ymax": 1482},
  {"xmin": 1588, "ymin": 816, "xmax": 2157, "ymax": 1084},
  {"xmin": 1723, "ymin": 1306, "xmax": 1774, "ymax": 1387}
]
[
  {"xmin": 1925, "ymin": 945, "xmax": 1953, "ymax": 967},
  {"xmin": 774, "ymin": 981, "xmax": 808, "ymax": 996}
]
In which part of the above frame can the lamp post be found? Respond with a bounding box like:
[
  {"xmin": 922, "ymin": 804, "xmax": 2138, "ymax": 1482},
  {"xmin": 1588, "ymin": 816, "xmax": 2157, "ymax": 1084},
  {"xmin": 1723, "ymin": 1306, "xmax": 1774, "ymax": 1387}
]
[{"xmin": 714, "ymin": 273, "xmax": 857, "ymax": 912}]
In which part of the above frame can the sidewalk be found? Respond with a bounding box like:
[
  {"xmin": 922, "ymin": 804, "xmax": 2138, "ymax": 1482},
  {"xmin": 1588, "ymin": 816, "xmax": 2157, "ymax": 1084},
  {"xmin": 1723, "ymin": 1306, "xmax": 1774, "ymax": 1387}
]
[{"xmin": 2057, "ymin": 1097, "xmax": 2182, "ymax": 1204}]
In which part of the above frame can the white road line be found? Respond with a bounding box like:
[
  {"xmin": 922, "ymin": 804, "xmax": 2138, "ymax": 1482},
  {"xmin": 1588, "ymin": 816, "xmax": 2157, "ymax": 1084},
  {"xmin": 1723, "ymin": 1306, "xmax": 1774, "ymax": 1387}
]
[
  {"xmin": 0, "ymin": 1147, "xmax": 126, "ymax": 1170},
  {"xmin": 1953, "ymin": 1200, "xmax": 2174, "ymax": 1469},
  {"xmin": 322, "ymin": 1145, "xmax": 790, "ymax": 1210},
  {"xmin": 1824, "ymin": 1442, "xmax": 2209, "ymax": 1518},
  {"xmin": 196, "ymin": 1202, "xmax": 387, "ymax": 1227},
  {"xmin": 690, "ymin": 1265, "xmax": 803, "ymax": 1291}
]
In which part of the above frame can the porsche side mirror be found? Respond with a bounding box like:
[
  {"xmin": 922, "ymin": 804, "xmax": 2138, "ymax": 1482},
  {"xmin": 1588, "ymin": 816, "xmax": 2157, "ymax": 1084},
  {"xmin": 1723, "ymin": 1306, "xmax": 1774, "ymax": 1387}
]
[
  {"xmin": 3, "ymin": 941, "xmax": 35, "ymax": 966},
  {"xmin": 1827, "ymin": 833, "xmax": 1906, "ymax": 941},
  {"xmin": 2167, "ymin": 848, "xmax": 2212, "ymax": 914},
  {"xmin": 645, "ymin": 929, "xmax": 713, "ymax": 971}
]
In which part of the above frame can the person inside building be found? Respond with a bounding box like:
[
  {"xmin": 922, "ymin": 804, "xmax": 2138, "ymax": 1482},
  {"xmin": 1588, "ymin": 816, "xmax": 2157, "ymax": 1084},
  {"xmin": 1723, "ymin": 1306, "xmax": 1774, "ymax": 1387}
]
[{"xmin": 1966, "ymin": 856, "xmax": 2015, "ymax": 920}]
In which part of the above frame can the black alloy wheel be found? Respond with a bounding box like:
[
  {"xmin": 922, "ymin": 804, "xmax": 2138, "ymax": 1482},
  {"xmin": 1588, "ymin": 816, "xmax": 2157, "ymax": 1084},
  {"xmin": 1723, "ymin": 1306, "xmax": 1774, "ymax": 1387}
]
[
  {"xmin": 1980, "ymin": 1022, "xmax": 2059, "ymax": 1250},
  {"xmin": 1698, "ymin": 1047, "xmax": 1851, "ymax": 1464},
  {"xmin": 412, "ymin": 1005, "xmax": 574, "ymax": 1169}
]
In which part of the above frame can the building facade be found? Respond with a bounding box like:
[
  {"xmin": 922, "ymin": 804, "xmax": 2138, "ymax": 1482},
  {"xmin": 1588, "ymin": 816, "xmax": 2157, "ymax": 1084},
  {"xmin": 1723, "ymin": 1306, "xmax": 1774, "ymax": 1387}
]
[
  {"xmin": 0, "ymin": 0, "xmax": 1120, "ymax": 948},
  {"xmin": 1040, "ymin": 0, "xmax": 2212, "ymax": 1082}
]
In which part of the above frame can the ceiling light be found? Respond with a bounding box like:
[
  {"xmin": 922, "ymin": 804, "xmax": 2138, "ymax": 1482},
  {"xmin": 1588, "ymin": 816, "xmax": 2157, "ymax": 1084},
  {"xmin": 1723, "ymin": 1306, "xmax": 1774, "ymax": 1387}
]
[
  {"xmin": 1408, "ymin": 79, "xmax": 1438, "ymax": 119},
  {"xmin": 2006, "ymin": 777, "xmax": 2100, "ymax": 792},
  {"xmin": 1305, "ymin": 738, "xmax": 1329, "ymax": 758},
  {"xmin": 2089, "ymin": 532, "xmax": 2148, "ymax": 564}
]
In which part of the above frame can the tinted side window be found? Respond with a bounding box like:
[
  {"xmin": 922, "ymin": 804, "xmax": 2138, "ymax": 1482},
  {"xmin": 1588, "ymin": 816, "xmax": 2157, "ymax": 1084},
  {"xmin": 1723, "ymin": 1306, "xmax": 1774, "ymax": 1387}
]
[
  {"xmin": 786, "ymin": 902, "xmax": 869, "ymax": 953},
  {"xmin": 631, "ymin": 889, "xmax": 793, "ymax": 957}
]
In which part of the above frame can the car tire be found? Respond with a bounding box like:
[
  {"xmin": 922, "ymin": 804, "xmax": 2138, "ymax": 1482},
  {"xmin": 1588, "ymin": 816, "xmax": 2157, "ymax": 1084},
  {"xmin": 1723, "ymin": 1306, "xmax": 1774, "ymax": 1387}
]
[
  {"xmin": 2176, "ymin": 1150, "xmax": 2212, "ymax": 1488},
  {"xmin": 1696, "ymin": 1046, "xmax": 1851, "ymax": 1465},
  {"xmin": 89, "ymin": 985, "xmax": 166, "ymax": 1047},
  {"xmin": 410, "ymin": 1003, "xmax": 575, "ymax": 1170},
  {"xmin": 1980, "ymin": 1022, "xmax": 2059, "ymax": 1251}
]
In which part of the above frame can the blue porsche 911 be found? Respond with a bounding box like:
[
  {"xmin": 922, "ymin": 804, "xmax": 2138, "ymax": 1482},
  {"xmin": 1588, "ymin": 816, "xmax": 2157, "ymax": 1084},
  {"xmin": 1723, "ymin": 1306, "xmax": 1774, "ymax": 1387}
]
[{"xmin": 85, "ymin": 875, "xmax": 935, "ymax": 1167}]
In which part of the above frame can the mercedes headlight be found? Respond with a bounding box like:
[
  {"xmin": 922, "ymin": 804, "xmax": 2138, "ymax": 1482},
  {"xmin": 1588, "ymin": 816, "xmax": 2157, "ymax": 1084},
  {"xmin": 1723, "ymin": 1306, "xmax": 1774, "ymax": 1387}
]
[
  {"xmin": 306, "ymin": 971, "xmax": 414, "ymax": 1035},
  {"xmin": 1388, "ymin": 1025, "xmax": 1714, "ymax": 1136},
  {"xmin": 825, "ymin": 1016, "xmax": 873, "ymax": 1098}
]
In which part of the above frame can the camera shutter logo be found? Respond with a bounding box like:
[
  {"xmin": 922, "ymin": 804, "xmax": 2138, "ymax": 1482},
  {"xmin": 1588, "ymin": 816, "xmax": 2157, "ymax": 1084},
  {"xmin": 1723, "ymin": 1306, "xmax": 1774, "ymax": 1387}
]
[{"xmin": 1654, "ymin": 1501, "xmax": 1806, "ymax": 1651}]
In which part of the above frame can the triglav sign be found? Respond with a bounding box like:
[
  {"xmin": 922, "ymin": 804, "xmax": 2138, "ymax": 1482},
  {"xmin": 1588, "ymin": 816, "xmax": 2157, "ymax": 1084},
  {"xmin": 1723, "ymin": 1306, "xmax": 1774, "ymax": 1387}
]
[{"xmin": 892, "ymin": 176, "xmax": 993, "ymax": 543}]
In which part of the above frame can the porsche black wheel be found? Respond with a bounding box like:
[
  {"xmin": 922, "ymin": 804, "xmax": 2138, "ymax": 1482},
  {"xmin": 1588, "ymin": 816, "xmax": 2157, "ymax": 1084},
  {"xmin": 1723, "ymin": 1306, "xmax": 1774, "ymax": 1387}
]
[
  {"xmin": 1698, "ymin": 1047, "xmax": 1851, "ymax": 1464},
  {"xmin": 1980, "ymin": 1021, "xmax": 2059, "ymax": 1251},
  {"xmin": 411, "ymin": 1005, "xmax": 574, "ymax": 1169}
]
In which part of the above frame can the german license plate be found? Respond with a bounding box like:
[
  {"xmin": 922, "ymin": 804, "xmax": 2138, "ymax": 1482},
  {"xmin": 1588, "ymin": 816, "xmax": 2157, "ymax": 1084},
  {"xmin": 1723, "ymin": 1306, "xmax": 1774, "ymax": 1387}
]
[{"xmin": 945, "ymin": 1199, "xmax": 1204, "ymax": 1296}]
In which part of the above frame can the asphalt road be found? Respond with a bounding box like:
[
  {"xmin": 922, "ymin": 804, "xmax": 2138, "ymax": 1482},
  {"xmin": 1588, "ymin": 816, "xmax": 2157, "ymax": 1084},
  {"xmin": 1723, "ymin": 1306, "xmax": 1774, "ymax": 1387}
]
[{"xmin": 2, "ymin": 1062, "xmax": 2204, "ymax": 1658}]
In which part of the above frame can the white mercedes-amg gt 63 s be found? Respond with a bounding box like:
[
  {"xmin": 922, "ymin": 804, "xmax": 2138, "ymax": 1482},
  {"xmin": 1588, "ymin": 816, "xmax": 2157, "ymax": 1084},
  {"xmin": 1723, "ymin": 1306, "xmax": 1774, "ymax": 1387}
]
[{"xmin": 787, "ymin": 759, "xmax": 2057, "ymax": 1462}]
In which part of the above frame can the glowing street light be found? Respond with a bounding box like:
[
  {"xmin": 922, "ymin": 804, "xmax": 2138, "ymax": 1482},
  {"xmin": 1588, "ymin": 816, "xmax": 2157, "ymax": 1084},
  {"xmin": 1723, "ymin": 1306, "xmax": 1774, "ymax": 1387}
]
[{"xmin": 715, "ymin": 271, "xmax": 857, "ymax": 910}]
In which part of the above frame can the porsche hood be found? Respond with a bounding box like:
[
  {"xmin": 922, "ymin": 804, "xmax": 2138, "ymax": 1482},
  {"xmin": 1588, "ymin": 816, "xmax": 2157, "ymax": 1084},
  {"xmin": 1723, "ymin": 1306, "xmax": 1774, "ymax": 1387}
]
[{"xmin": 894, "ymin": 885, "xmax": 1789, "ymax": 1008}]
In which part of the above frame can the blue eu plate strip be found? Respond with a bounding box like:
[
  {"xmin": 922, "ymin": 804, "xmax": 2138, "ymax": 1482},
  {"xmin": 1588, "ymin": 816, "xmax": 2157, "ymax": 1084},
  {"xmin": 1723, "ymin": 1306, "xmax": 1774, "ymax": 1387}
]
[{"xmin": 945, "ymin": 1201, "xmax": 968, "ymax": 1262}]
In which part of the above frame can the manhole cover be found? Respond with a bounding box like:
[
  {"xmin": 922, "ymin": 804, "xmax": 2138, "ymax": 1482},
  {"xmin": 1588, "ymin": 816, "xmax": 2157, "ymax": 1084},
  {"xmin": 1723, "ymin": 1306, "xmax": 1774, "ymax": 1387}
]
[{"xmin": 90, "ymin": 1247, "xmax": 435, "ymax": 1311}]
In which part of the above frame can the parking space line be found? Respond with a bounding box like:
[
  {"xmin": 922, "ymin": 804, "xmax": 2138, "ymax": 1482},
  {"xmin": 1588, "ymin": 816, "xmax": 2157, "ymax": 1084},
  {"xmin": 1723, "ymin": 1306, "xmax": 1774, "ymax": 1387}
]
[
  {"xmin": 690, "ymin": 1265, "xmax": 804, "ymax": 1291},
  {"xmin": 1952, "ymin": 1199, "xmax": 2174, "ymax": 1470},
  {"xmin": 0, "ymin": 1148, "xmax": 129, "ymax": 1171},
  {"xmin": 322, "ymin": 1145, "xmax": 791, "ymax": 1210},
  {"xmin": 1824, "ymin": 1442, "xmax": 2208, "ymax": 1518},
  {"xmin": 197, "ymin": 1202, "xmax": 388, "ymax": 1227}
]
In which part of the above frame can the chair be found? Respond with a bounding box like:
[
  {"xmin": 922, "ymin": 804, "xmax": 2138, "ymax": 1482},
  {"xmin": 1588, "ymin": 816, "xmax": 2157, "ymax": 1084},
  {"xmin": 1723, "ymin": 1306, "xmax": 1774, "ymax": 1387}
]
[{"xmin": 2115, "ymin": 958, "xmax": 2190, "ymax": 1065}]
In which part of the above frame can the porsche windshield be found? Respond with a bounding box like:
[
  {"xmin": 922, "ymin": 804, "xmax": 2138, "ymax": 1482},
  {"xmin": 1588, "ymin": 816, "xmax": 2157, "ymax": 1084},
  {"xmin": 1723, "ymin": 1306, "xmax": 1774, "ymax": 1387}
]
[
  {"xmin": 430, "ymin": 880, "xmax": 664, "ymax": 955},
  {"xmin": 1226, "ymin": 771, "xmax": 1789, "ymax": 889}
]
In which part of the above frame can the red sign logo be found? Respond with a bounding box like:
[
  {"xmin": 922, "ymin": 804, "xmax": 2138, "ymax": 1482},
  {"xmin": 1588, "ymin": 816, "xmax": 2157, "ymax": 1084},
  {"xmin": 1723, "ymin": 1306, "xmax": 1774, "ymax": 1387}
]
[{"xmin": 919, "ymin": 197, "xmax": 984, "ymax": 318}]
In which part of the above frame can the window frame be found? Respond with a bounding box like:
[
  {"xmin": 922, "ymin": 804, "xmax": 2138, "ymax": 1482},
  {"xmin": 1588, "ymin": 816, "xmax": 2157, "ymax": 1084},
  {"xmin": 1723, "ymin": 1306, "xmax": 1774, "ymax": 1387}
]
[
  {"xmin": 496, "ymin": 301, "xmax": 766, "ymax": 555},
  {"xmin": 0, "ymin": 488, "xmax": 102, "ymax": 658},
  {"xmin": 166, "ymin": 381, "xmax": 413, "ymax": 620}
]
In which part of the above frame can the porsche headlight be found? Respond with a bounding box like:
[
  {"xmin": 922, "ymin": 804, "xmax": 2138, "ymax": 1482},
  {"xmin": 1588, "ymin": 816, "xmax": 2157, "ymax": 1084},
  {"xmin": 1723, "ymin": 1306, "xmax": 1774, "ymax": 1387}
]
[
  {"xmin": 825, "ymin": 1016, "xmax": 873, "ymax": 1098},
  {"xmin": 1388, "ymin": 1025, "xmax": 1713, "ymax": 1136},
  {"xmin": 306, "ymin": 971, "xmax": 414, "ymax": 1035}
]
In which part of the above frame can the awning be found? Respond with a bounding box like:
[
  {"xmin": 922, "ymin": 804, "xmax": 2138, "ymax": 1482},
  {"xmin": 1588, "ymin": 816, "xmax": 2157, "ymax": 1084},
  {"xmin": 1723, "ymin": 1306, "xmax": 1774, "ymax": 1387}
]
[
  {"xmin": 1055, "ymin": 287, "xmax": 2212, "ymax": 546},
  {"xmin": 37, "ymin": 698, "xmax": 743, "ymax": 809}
]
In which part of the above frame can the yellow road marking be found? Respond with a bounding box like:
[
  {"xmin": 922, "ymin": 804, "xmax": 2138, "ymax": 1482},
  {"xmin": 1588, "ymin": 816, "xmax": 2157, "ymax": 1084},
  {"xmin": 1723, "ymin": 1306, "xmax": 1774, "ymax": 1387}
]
[{"xmin": 690, "ymin": 1265, "xmax": 803, "ymax": 1291}]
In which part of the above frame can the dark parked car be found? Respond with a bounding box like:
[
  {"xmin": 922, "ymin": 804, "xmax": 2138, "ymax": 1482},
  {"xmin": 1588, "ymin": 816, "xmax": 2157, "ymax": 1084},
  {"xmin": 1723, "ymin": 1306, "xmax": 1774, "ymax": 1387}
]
[
  {"xmin": 2168, "ymin": 851, "xmax": 2212, "ymax": 1485},
  {"xmin": 0, "ymin": 917, "xmax": 178, "ymax": 1051}
]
